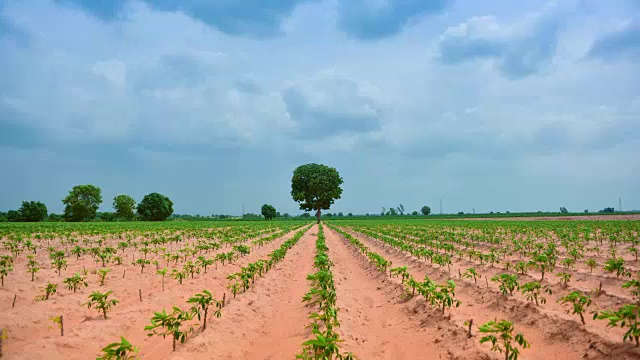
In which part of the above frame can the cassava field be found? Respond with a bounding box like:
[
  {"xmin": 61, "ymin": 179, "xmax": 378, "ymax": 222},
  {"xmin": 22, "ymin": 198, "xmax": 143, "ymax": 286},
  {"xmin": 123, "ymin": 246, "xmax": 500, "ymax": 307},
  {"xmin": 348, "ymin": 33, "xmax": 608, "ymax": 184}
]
[{"xmin": 1, "ymin": 218, "xmax": 640, "ymax": 359}]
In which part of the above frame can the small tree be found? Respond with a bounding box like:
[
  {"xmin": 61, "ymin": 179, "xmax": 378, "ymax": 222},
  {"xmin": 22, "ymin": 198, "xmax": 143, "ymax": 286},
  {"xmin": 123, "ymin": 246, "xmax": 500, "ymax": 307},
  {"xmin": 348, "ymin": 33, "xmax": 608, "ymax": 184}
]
[
  {"xmin": 85, "ymin": 290, "xmax": 119, "ymax": 319},
  {"xmin": 560, "ymin": 291, "xmax": 591, "ymax": 325},
  {"xmin": 291, "ymin": 163, "xmax": 344, "ymax": 224},
  {"xmin": 479, "ymin": 320, "xmax": 530, "ymax": 360},
  {"xmin": 137, "ymin": 193, "xmax": 174, "ymax": 221},
  {"xmin": 559, "ymin": 207, "xmax": 568, "ymax": 214},
  {"xmin": 113, "ymin": 195, "xmax": 136, "ymax": 220},
  {"xmin": 97, "ymin": 336, "xmax": 138, "ymax": 360},
  {"xmin": 261, "ymin": 204, "xmax": 277, "ymax": 220},
  {"xmin": 145, "ymin": 307, "xmax": 196, "ymax": 351},
  {"xmin": 64, "ymin": 273, "xmax": 88, "ymax": 293},
  {"xmin": 421, "ymin": 206, "xmax": 431, "ymax": 216},
  {"xmin": 18, "ymin": 201, "xmax": 48, "ymax": 222},
  {"xmin": 62, "ymin": 184, "xmax": 103, "ymax": 222},
  {"xmin": 187, "ymin": 290, "xmax": 222, "ymax": 331}
]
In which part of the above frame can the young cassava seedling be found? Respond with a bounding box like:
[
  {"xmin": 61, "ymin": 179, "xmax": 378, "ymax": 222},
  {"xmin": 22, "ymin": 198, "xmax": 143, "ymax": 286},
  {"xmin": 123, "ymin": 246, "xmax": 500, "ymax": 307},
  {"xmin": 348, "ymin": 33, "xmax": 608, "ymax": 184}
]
[
  {"xmin": 479, "ymin": 320, "xmax": 530, "ymax": 360},
  {"xmin": 63, "ymin": 273, "xmax": 88, "ymax": 293},
  {"xmin": 96, "ymin": 336, "xmax": 138, "ymax": 360},
  {"xmin": 34, "ymin": 282, "xmax": 58, "ymax": 302},
  {"xmin": 145, "ymin": 307, "xmax": 196, "ymax": 352},
  {"xmin": 187, "ymin": 290, "xmax": 222, "ymax": 331},
  {"xmin": 559, "ymin": 291, "xmax": 592, "ymax": 325},
  {"xmin": 594, "ymin": 304, "xmax": 640, "ymax": 346},
  {"xmin": 85, "ymin": 290, "xmax": 119, "ymax": 319}
]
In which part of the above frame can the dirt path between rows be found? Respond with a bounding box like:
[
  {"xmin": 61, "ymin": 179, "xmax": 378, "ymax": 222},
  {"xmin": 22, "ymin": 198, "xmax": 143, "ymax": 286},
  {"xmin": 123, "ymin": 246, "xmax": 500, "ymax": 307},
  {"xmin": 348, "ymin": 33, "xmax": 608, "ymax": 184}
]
[
  {"xmin": 324, "ymin": 226, "xmax": 450, "ymax": 359},
  {"xmin": 336, "ymin": 226, "xmax": 640, "ymax": 360},
  {"xmin": 170, "ymin": 224, "xmax": 318, "ymax": 359}
]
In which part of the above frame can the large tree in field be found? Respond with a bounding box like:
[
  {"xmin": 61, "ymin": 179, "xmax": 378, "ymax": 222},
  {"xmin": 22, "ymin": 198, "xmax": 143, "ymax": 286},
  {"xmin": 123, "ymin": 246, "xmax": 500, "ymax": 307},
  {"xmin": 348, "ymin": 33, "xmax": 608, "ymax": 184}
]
[
  {"xmin": 291, "ymin": 163, "xmax": 343, "ymax": 224},
  {"xmin": 421, "ymin": 206, "xmax": 431, "ymax": 216},
  {"xmin": 63, "ymin": 184, "xmax": 103, "ymax": 222},
  {"xmin": 113, "ymin": 194, "xmax": 136, "ymax": 220},
  {"xmin": 18, "ymin": 201, "xmax": 48, "ymax": 222},
  {"xmin": 137, "ymin": 193, "xmax": 173, "ymax": 221},
  {"xmin": 261, "ymin": 204, "xmax": 276, "ymax": 220}
]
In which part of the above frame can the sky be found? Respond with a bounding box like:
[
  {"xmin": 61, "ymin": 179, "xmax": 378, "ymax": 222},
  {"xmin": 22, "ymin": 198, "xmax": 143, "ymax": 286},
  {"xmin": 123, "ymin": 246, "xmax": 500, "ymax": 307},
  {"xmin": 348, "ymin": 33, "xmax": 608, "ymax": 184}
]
[{"xmin": 0, "ymin": 0, "xmax": 639, "ymax": 216}]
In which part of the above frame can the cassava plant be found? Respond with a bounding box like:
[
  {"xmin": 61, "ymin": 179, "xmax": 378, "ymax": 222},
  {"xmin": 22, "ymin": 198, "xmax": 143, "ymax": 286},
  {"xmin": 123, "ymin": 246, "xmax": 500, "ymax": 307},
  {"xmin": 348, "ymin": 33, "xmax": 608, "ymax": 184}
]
[
  {"xmin": 64, "ymin": 273, "xmax": 88, "ymax": 293},
  {"xmin": 97, "ymin": 336, "xmax": 138, "ymax": 360},
  {"xmin": 520, "ymin": 281, "xmax": 552, "ymax": 306},
  {"xmin": 479, "ymin": 320, "xmax": 530, "ymax": 360},
  {"xmin": 145, "ymin": 307, "xmax": 196, "ymax": 352},
  {"xmin": 560, "ymin": 291, "xmax": 592, "ymax": 325},
  {"xmin": 463, "ymin": 268, "xmax": 480, "ymax": 284},
  {"xmin": 85, "ymin": 290, "xmax": 119, "ymax": 319},
  {"xmin": 34, "ymin": 282, "xmax": 58, "ymax": 302},
  {"xmin": 187, "ymin": 290, "xmax": 222, "ymax": 331},
  {"xmin": 26, "ymin": 255, "xmax": 40, "ymax": 282},
  {"xmin": 491, "ymin": 274, "xmax": 519, "ymax": 295},
  {"xmin": 594, "ymin": 304, "xmax": 640, "ymax": 346},
  {"xmin": 98, "ymin": 268, "xmax": 111, "ymax": 286}
]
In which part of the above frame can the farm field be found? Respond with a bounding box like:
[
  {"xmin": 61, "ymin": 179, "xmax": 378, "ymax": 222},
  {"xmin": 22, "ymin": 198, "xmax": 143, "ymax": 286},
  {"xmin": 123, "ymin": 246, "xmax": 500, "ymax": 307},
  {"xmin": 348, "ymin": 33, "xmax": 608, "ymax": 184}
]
[{"xmin": 1, "ymin": 219, "xmax": 640, "ymax": 359}]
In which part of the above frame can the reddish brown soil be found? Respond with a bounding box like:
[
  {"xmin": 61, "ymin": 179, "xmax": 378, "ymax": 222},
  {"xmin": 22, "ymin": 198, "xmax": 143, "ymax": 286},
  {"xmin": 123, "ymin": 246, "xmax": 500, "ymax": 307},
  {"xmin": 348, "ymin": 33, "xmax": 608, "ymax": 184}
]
[
  {"xmin": 171, "ymin": 225, "xmax": 318, "ymax": 359},
  {"xmin": 0, "ymin": 227, "xmax": 307, "ymax": 359},
  {"xmin": 324, "ymin": 226, "xmax": 484, "ymax": 359},
  {"xmin": 335, "ymin": 225, "xmax": 640, "ymax": 360}
]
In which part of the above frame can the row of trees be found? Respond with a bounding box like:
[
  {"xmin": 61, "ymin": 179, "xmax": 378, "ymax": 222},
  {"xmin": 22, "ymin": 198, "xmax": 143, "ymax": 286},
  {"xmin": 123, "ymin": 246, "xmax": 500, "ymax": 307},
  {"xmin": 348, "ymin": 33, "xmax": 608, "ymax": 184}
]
[
  {"xmin": 381, "ymin": 205, "xmax": 432, "ymax": 216},
  {"xmin": 1, "ymin": 185, "xmax": 174, "ymax": 222}
]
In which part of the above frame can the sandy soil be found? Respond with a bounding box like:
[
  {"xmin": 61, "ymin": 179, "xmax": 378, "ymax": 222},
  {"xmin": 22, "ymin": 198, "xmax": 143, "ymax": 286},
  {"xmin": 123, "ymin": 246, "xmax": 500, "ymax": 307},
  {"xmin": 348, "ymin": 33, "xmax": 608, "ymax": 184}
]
[
  {"xmin": 170, "ymin": 224, "xmax": 318, "ymax": 359},
  {"xmin": 0, "ymin": 226, "xmax": 306, "ymax": 359},
  {"xmin": 324, "ymin": 226, "xmax": 483, "ymax": 359},
  {"xmin": 336, "ymin": 225, "xmax": 640, "ymax": 359}
]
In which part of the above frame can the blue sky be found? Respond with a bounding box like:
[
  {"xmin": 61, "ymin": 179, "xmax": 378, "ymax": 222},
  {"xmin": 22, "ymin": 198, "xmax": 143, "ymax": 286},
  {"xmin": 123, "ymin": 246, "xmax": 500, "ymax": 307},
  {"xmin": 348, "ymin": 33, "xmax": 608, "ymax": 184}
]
[{"xmin": 1, "ymin": 0, "xmax": 639, "ymax": 216}]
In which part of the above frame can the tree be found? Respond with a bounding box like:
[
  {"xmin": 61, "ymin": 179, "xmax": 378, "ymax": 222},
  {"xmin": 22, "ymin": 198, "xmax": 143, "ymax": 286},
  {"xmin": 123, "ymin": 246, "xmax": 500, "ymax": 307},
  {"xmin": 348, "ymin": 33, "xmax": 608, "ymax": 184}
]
[
  {"xmin": 63, "ymin": 184, "xmax": 103, "ymax": 222},
  {"xmin": 261, "ymin": 204, "xmax": 277, "ymax": 220},
  {"xmin": 387, "ymin": 207, "xmax": 397, "ymax": 216},
  {"xmin": 421, "ymin": 206, "xmax": 431, "ymax": 216},
  {"xmin": 6, "ymin": 210, "xmax": 21, "ymax": 222},
  {"xmin": 18, "ymin": 201, "xmax": 48, "ymax": 222},
  {"xmin": 137, "ymin": 193, "xmax": 174, "ymax": 221},
  {"xmin": 291, "ymin": 163, "xmax": 343, "ymax": 224},
  {"xmin": 113, "ymin": 195, "xmax": 136, "ymax": 220},
  {"xmin": 559, "ymin": 207, "xmax": 568, "ymax": 213},
  {"xmin": 397, "ymin": 204, "xmax": 405, "ymax": 215}
]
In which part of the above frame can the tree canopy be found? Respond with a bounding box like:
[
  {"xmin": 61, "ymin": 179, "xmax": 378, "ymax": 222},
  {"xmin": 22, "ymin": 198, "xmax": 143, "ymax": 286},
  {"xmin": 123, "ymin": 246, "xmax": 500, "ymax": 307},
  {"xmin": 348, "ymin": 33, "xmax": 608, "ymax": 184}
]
[
  {"xmin": 421, "ymin": 206, "xmax": 431, "ymax": 216},
  {"xmin": 291, "ymin": 163, "xmax": 343, "ymax": 223},
  {"xmin": 261, "ymin": 204, "xmax": 277, "ymax": 220},
  {"xmin": 63, "ymin": 184, "xmax": 103, "ymax": 222},
  {"xmin": 137, "ymin": 193, "xmax": 173, "ymax": 221},
  {"xmin": 18, "ymin": 201, "xmax": 48, "ymax": 222},
  {"xmin": 113, "ymin": 194, "xmax": 136, "ymax": 220}
]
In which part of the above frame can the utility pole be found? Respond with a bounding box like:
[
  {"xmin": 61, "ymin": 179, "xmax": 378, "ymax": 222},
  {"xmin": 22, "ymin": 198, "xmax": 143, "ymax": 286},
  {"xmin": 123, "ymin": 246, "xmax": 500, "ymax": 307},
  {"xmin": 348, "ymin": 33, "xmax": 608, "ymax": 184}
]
[
  {"xmin": 242, "ymin": 204, "xmax": 244, "ymax": 217},
  {"xmin": 440, "ymin": 197, "xmax": 443, "ymax": 215},
  {"xmin": 473, "ymin": 208, "xmax": 475, "ymax": 214},
  {"xmin": 619, "ymin": 198, "xmax": 622, "ymax": 212}
]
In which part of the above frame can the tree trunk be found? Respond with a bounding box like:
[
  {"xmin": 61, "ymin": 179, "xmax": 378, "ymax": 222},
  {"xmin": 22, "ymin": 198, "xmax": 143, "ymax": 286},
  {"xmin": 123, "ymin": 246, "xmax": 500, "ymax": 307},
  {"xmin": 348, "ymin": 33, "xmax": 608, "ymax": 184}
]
[{"xmin": 316, "ymin": 209, "xmax": 321, "ymax": 224}]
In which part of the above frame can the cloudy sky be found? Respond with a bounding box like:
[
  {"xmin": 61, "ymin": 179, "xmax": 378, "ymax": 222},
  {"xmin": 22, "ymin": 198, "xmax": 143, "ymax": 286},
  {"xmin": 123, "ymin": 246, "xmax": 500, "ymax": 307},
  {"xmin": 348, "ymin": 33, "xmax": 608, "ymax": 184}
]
[{"xmin": 1, "ymin": 0, "xmax": 639, "ymax": 216}]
